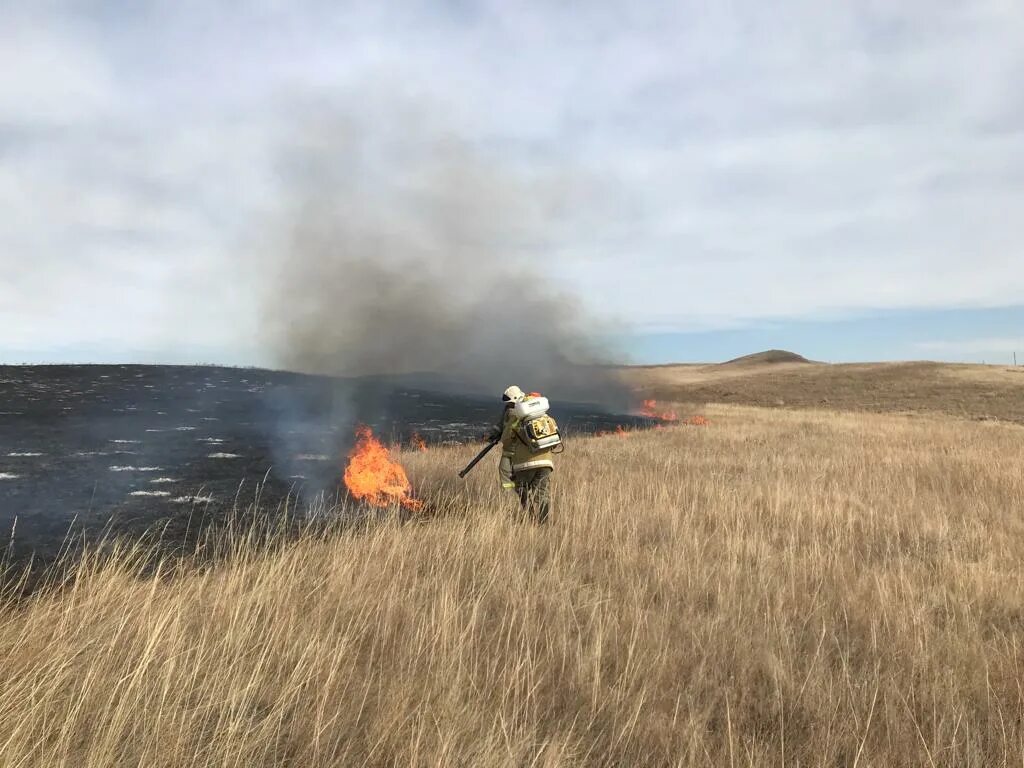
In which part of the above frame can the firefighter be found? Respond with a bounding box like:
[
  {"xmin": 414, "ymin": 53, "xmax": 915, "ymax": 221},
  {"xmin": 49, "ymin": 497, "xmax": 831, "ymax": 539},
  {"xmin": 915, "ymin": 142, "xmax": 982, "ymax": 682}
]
[{"xmin": 487, "ymin": 385, "xmax": 555, "ymax": 524}]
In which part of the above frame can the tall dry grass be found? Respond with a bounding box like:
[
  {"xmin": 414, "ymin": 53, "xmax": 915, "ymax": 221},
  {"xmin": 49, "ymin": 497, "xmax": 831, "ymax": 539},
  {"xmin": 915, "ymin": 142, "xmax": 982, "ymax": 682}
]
[{"xmin": 1, "ymin": 405, "xmax": 1023, "ymax": 766}]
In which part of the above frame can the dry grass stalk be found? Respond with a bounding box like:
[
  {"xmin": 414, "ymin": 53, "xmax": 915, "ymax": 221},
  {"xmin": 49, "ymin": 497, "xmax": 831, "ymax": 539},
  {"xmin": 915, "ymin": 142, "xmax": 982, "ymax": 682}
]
[{"xmin": 0, "ymin": 404, "xmax": 1022, "ymax": 766}]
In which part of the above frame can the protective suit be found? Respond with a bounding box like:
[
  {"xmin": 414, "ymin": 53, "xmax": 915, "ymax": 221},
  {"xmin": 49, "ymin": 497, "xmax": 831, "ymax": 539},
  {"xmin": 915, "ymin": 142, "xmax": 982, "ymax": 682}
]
[{"xmin": 492, "ymin": 386, "xmax": 555, "ymax": 524}]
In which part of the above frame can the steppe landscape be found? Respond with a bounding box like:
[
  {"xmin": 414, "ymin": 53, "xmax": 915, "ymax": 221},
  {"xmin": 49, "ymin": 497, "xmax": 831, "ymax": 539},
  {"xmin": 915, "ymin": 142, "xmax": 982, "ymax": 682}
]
[
  {"xmin": 7, "ymin": 1, "xmax": 1024, "ymax": 764},
  {"xmin": 1, "ymin": 355, "xmax": 1022, "ymax": 766}
]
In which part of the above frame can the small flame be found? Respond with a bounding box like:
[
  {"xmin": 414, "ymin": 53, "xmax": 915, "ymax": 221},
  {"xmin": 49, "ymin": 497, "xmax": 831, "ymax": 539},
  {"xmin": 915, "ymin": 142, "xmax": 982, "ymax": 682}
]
[
  {"xmin": 344, "ymin": 425, "xmax": 423, "ymax": 511},
  {"xmin": 684, "ymin": 415, "xmax": 710, "ymax": 426},
  {"xmin": 640, "ymin": 399, "xmax": 679, "ymax": 422},
  {"xmin": 410, "ymin": 432, "xmax": 428, "ymax": 452}
]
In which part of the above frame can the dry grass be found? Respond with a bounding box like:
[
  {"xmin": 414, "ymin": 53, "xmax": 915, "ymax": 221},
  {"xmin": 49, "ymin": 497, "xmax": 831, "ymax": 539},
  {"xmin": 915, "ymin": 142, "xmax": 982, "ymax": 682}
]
[
  {"xmin": 621, "ymin": 361, "xmax": 1024, "ymax": 424},
  {"xmin": 2, "ymin": 405, "xmax": 1024, "ymax": 766}
]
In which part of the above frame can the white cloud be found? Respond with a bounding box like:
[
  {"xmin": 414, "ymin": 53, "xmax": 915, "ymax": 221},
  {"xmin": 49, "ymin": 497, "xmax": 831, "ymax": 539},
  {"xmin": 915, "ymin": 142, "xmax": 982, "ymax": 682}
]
[
  {"xmin": 0, "ymin": 14, "xmax": 115, "ymax": 126},
  {"xmin": 2, "ymin": 0, "xmax": 1024, "ymax": 361}
]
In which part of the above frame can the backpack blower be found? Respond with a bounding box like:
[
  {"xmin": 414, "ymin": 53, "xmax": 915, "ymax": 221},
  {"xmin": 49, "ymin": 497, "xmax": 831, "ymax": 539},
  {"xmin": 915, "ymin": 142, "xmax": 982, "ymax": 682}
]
[
  {"xmin": 458, "ymin": 437, "xmax": 501, "ymax": 479},
  {"xmin": 458, "ymin": 394, "xmax": 561, "ymax": 478}
]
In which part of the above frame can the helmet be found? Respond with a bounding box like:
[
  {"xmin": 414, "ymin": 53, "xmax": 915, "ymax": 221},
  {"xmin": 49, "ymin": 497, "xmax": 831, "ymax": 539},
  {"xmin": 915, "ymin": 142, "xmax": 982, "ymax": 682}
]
[{"xmin": 502, "ymin": 385, "xmax": 525, "ymax": 403}]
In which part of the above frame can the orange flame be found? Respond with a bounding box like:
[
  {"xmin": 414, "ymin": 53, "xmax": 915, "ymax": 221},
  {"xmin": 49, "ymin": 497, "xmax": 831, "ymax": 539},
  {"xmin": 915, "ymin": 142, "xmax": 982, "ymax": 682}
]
[
  {"xmin": 685, "ymin": 415, "xmax": 710, "ymax": 426},
  {"xmin": 640, "ymin": 399, "xmax": 679, "ymax": 422},
  {"xmin": 410, "ymin": 432, "xmax": 428, "ymax": 452},
  {"xmin": 343, "ymin": 425, "xmax": 423, "ymax": 511}
]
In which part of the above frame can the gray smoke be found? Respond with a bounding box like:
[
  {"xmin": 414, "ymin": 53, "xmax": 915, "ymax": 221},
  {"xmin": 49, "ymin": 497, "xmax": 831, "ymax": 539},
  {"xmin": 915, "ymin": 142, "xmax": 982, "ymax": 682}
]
[{"xmin": 259, "ymin": 108, "xmax": 630, "ymax": 409}]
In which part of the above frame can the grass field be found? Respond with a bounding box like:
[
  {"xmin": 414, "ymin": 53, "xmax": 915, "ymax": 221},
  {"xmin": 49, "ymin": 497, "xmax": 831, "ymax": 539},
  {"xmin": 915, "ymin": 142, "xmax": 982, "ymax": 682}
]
[
  {"xmin": 1, "ymin": 400, "xmax": 1023, "ymax": 766},
  {"xmin": 620, "ymin": 359, "xmax": 1024, "ymax": 424}
]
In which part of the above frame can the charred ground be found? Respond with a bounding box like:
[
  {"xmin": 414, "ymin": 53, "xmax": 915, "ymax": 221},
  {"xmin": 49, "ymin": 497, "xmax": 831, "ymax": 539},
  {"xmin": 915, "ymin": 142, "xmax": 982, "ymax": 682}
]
[{"xmin": 0, "ymin": 365, "xmax": 644, "ymax": 565}]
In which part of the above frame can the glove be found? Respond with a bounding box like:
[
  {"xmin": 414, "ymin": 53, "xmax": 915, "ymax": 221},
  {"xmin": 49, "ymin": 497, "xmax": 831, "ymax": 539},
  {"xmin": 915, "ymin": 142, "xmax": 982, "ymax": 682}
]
[{"xmin": 499, "ymin": 454, "xmax": 514, "ymax": 488}]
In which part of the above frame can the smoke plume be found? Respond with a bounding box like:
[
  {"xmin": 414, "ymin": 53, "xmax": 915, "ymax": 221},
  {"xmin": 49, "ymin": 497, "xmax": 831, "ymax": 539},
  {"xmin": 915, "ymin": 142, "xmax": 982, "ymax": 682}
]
[{"xmin": 260, "ymin": 106, "xmax": 629, "ymax": 408}]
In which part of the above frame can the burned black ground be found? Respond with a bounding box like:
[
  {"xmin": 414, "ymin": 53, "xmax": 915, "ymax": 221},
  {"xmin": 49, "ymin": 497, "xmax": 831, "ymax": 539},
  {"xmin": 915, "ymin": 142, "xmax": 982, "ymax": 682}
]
[{"xmin": 0, "ymin": 365, "xmax": 643, "ymax": 566}]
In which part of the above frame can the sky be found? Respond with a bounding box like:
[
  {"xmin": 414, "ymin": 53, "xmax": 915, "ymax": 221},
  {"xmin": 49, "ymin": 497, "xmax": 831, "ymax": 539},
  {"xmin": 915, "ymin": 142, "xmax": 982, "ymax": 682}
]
[{"xmin": 1, "ymin": 0, "xmax": 1022, "ymax": 366}]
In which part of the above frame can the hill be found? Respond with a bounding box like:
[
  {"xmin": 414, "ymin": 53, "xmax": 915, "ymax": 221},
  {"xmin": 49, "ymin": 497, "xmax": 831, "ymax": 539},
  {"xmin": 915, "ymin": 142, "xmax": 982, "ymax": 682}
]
[{"xmin": 720, "ymin": 349, "xmax": 813, "ymax": 365}]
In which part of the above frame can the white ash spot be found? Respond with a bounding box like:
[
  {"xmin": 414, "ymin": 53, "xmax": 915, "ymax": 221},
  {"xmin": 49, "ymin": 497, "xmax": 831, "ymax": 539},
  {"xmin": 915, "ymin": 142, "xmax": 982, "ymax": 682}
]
[
  {"xmin": 110, "ymin": 466, "xmax": 163, "ymax": 472},
  {"xmin": 172, "ymin": 494, "xmax": 215, "ymax": 504},
  {"xmin": 296, "ymin": 454, "xmax": 330, "ymax": 461},
  {"xmin": 145, "ymin": 429, "xmax": 165, "ymax": 433},
  {"xmin": 0, "ymin": 473, "xmax": 20, "ymax": 480},
  {"xmin": 208, "ymin": 452, "xmax": 241, "ymax": 459},
  {"xmin": 174, "ymin": 426, "xmax": 196, "ymax": 431},
  {"xmin": 200, "ymin": 417, "xmax": 219, "ymax": 422},
  {"xmin": 109, "ymin": 439, "xmax": 140, "ymax": 444},
  {"xmin": 7, "ymin": 452, "xmax": 43, "ymax": 457},
  {"xmin": 130, "ymin": 490, "xmax": 171, "ymax": 497},
  {"xmin": 73, "ymin": 451, "xmax": 110, "ymax": 457},
  {"xmin": 198, "ymin": 438, "xmax": 224, "ymax": 444},
  {"xmin": 149, "ymin": 477, "xmax": 179, "ymax": 484}
]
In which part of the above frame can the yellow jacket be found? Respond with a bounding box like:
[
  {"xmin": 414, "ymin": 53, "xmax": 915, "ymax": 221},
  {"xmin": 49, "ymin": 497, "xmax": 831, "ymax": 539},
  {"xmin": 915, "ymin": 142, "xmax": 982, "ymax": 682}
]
[{"xmin": 498, "ymin": 407, "xmax": 555, "ymax": 485}]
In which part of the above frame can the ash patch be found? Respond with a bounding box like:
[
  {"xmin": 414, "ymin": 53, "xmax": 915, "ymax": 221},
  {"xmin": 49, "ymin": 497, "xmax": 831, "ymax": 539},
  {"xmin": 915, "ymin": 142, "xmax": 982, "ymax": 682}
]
[{"xmin": 0, "ymin": 364, "xmax": 645, "ymax": 566}]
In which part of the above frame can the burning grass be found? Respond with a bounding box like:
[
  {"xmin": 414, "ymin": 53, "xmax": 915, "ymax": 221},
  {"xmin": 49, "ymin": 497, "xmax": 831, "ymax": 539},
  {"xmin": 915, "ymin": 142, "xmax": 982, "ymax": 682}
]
[
  {"xmin": 640, "ymin": 398, "xmax": 679, "ymax": 422},
  {"xmin": 1, "ymin": 405, "xmax": 1024, "ymax": 765},
  {"xmin": 343, "ymin": 425, "xmax": 424, "ymax": 511}
]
